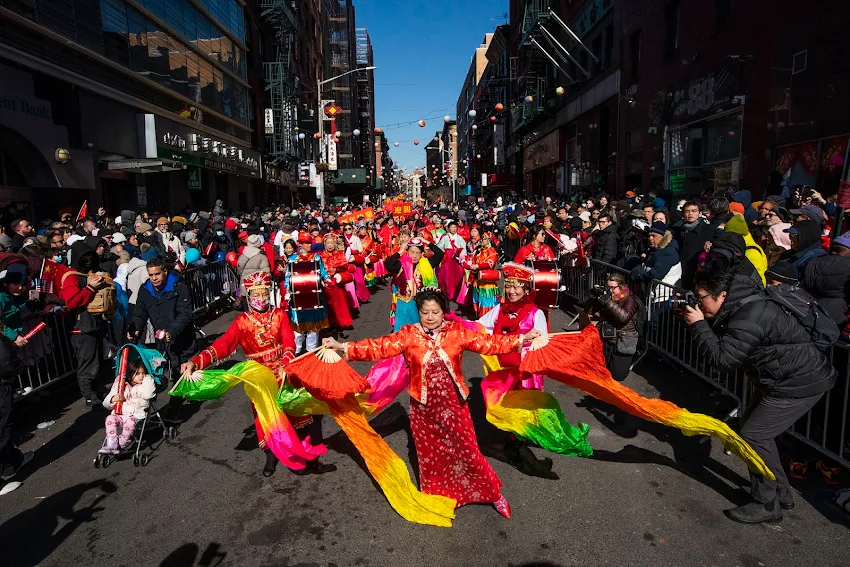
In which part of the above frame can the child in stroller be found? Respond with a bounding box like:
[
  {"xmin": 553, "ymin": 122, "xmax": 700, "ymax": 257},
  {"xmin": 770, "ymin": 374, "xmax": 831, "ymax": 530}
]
[{"xmin": 100, "ymin": 360, "xmax": 156, "ymax": 454}]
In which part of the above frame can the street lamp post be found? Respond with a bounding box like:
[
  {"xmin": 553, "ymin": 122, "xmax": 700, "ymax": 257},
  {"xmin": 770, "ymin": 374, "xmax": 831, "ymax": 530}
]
[{"xmin": 317, "ymin": 66, "xmax": 377, "ymax": 207}]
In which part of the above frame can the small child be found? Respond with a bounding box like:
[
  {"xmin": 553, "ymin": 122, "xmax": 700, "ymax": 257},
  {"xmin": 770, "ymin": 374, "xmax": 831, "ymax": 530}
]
[
  {"xmin": 100, "ymin": 360, "xmax": 156, "ymax": 454},
  {"xmin": 0, "ymin": 263, "xmax": 31, "ymax": 348}
]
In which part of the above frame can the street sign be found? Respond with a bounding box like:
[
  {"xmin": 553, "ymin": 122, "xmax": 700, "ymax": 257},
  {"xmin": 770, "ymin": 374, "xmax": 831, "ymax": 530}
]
[{"xmin": 264, "ymin": 109, "xmax": 274, "ymax": 135}]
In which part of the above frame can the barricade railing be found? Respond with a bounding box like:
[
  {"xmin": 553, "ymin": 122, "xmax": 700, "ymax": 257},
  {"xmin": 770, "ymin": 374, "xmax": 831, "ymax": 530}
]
[
  {"xmin": 182, "ymin": 260, "xmax": 239, "ymax": 315},
  {"xmin": 15, "ymin": 260, "xmax": 240, "ymax": 400},
  {"xmin": 561, "ymin": 261, "xmax": 850, "ymax": 469}
]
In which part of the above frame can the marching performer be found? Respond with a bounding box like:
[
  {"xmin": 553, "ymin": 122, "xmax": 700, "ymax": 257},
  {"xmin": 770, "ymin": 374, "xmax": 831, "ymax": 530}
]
[
  {"xmin": 357, "ymin": 224, "xmax": 380, "ymax": 290},
  {"xmin": 477, "ymin": 263, "xmax": 565, "ymax": 479},
  {"xmin": 384, "ymin": 237, "xmax": 443, "ymax": 331},
  {"xmin": 318, "ymin": 234, "xmax": 354, "ymax": 331},
  {"xmin": 341, "ymin": 223, "xmax": 371, "ymax": 304},
  {"xmin": 323, "ymin": 287, "xmax": 542, "ymax": 519},
  {"xmin": 436, "ymin": 221, "xmax": 467, "ymax": 302},
  {"xmin": 462, "ymin": 233, "xmax": 500, "ymax": 319},
  {"xmin": 283, "ymin": 233, "xmax": 330, "ymax": 353},
  {"xmin": 514, "ymin": 227, "xmax": 557, "ymax": 264},
  {"xmin": 181, "ymin": 271, "xmax": 335, "ymax": 477}
]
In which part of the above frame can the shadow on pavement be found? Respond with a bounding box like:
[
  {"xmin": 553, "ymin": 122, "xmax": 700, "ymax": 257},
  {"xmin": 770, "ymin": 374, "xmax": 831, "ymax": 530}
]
[
  {"xmin": 160, "ymin": 542, "xmax": 227, "ymax": 567},
  {"xmin": 0, "ymin": 479, "xmax": 117, "ymax": 567}
]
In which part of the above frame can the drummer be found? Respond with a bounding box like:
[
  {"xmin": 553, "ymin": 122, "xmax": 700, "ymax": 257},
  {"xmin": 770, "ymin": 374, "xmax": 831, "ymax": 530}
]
[
  {"xmin": 514, "ymin": 227, "xmax": 557, "ymax": 264},
  {"xmin": 462, "ymin": 231, "xmax": 500, "ymax": 319},
  {"xmin": 283, "ymin": 232, "xmax": 330, "ymax": 354}
]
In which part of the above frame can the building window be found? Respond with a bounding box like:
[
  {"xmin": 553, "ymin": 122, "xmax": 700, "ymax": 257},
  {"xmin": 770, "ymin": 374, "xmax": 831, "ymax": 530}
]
[
  {"xmin": 629, "ymin": 30, "xmax": 641, "ymax": 82},
  {"xmin": 626, "ymin": 129, "xmax": 642, "ymax": 154},
  {"xmin": 665, "ymin": 1, "xmax": 680, "ymax": 56},
  {"xmin": 715, "ymin": 0, "xmax": 733, "ymax": 29}
]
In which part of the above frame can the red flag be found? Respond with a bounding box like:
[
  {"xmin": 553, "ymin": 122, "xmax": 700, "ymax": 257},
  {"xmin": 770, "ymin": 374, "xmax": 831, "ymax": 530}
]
[{"xmin": 76, "ymin": 201, "xmax": 88, "ymax": 222}]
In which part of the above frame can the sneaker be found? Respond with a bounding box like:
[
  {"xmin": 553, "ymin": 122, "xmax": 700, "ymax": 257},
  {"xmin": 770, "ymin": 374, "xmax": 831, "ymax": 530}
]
[
  {"xmin": 789, "ymin": 459, "xmax": 808, "ymax": 480},
  {"xmin": 816, "ymin": 461, "xmax": 842, "ymax": 485},
  {"xmin": 725, "ymin": 498, "xmax": 782, "ymax": 524},
  {"xmin": 85, "ymin": 397, "xmax": 103, "ymax": 409},
  {"xmin": 0, "ymin": 451, "xmax": 34, "ymax": 481}
]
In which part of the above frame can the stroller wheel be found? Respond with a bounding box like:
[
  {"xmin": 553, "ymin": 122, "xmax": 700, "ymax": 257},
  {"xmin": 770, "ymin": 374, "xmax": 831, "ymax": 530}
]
[
  {"xmin": 102, "ymin": 456, "xmax": 112, "ymax": 469},
  {"xmin": 94, "ymin": 455, "xmax": 102, "ymax": 468},
  {"xmin": 168, "ymin": 426, "xmax": 178, "ymax": 440},
  {"xmin": 133, "ymin": 455, "xmax": 140, "ymax": 467},
  {"xmin": 140, "ymin": 454, "xmax": 151, "ymax": 466}
]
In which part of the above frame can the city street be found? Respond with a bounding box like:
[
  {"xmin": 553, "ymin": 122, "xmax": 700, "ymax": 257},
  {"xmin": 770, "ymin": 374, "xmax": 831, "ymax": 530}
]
[{"xmin": 0, "ymin": 285, "xmax": 846, "ymax": 566}]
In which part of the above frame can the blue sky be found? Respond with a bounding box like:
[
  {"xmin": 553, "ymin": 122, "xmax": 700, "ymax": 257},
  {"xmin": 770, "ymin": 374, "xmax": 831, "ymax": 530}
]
[{"xmin": 353, "ymin": 0, "xmax": 508, "ymax": 172}]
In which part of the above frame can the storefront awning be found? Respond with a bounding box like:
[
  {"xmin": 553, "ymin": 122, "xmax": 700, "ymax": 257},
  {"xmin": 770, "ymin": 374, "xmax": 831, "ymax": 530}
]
[{"xmin": 101, "ymin": 158, "xmax": 185, "ymax": 174}]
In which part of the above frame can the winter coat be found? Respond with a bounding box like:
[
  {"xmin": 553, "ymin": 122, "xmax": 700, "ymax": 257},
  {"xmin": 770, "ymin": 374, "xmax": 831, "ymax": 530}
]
[
  {"xmin": 632, "ymin": 231, "xmax": 681, "ymax": 285},
  {"xmin": 125, "ymin": 257, "xmax": 149, "ymax": 305},
  {"xmin": 732, "ymin": 190, "xmax": 759, "ymax": 225},
  {"xmin": 593, "ymin": 223, "xmax": 619, "ymax": 265},
  {"xmin": 59, "ymin": 241, "xmax": 104, "ymax": 333},
  {"xmin": 674, "ymin": 218, "xmax": 713, "ymax": 290},
  {"xmin": 103, "ymin": 374, "xmax": 156, "ymax": 419},
  {"xmin": 802, "ymin": 253, "xmax": 850, "ymax": 327},
  {"xmin": 120, "ymin": 210, "xmax": 136, "ymax": 237},
  {"xmin": 599, "ymin": 294, "xmax": 638, "ymax": 336},
  {"xmin": 780, "ymin": 219, "xmax": 826, "ymax": 278},
  {"xmin": 237, "ymin": 246, "xmax": 270, "ymax": 294},
  {"xmin": 689, "ymin": 274, "xmax": 836, "ymax": 398},
  {"xmin": 132, "ymin": 273, "xmax": 195, "ymax": 363},
  {"xmin": 159, "ymin": 231, "xmax": 186, "ymax": 265}
]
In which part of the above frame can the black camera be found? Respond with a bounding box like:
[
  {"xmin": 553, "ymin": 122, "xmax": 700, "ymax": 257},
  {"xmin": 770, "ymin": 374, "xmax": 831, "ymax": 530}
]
[
  {"xmin": 668, "ymin": 291, "xmax": 698, "ymax": 313},
  {"xmin": 589, "ymin": 285, "xmax": 611, "ymax": 302}
]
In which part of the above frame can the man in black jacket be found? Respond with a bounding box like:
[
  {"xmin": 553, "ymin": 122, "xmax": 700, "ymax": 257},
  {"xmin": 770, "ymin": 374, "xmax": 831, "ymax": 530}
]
[
  {"xmin": 674, "ymin": 201, "xmax": 713, "ymax": 290},
  {"xmin": 593, "ymin": 214, "xmax": 619, "ymax": 264},
  {"xmin": 131, "ymin": 257, "xmax": 195, "ymax": 395},
  {"xmin": 683, "ymin": 267, "xmax": 836, "ymax": 524}
]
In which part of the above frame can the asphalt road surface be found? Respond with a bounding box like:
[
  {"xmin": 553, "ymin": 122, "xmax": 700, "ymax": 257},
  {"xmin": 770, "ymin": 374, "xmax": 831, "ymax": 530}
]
[{"xmin": 1, "ymin": 284, "xmax": 847, "ymax": 566}]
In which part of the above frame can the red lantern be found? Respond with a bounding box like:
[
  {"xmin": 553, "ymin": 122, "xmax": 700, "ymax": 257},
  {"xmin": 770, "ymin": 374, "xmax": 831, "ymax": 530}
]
[
  {"xmin": 225, "ymin": 251, "xmax": 239, "ymax": 268},
  {"xmin": 314, "ymin": 132, "xmax": 322, "ymax": 139},
  {"xmin": 418, "ymin": 120, "xmax": 426, "ymax": 127},
  {"xmin": 413, "ymin": 140, "xmax": 420, "ymax": 145},
  {"xmin": 495, "ymin": 103, "xmax": 505, "ymax": 112},
  {"xmin": 374, "ymin": 127, "xmax": 383, "ymax": 134},
  {"xmin": 490, "ymin": 116, "xmax": 497, "ymax": 123}
]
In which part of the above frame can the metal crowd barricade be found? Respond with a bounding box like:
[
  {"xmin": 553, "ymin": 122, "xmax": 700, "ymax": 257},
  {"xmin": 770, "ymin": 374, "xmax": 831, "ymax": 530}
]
[
  {"xmin": 182, "ymin": 260, "xmax": 239, "ymax": 315},
  {"xmin": 560, "ymin": 265, "xmax": 850, "ymax": 469}
]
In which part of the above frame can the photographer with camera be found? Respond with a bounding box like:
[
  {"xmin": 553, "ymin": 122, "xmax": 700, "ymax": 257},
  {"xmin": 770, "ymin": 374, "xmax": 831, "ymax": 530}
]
[
  {"xmin": 681, "ymin": 264, "xmax": 836, "ymax": 524},
  {"xmin": 589, "ymin": 273, "xmax": 643, "ymax": 381}
]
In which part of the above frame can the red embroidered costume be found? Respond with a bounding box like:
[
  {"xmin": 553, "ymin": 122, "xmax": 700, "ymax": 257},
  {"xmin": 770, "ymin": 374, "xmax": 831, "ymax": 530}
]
[{"xmin": 318, "ymin": 245, "xmax": 355, "ymax": 330}]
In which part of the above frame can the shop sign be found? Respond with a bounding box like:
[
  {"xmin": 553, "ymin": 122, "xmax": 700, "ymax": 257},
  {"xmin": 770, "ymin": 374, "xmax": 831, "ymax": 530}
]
[
  {"xmin": 669, "ymin": 170, "xmax": 687, "ymax": 194},
  {"xmin": 265, "ymin": 163, "xmax": 281, "ymax": 185},
  {"xmin": 264, "ymin": 109, "xmax": 274, "ymax": 135},
  {"xmin": 667, "ymin": 63, "xmax": 742, "ymax": 124},
  {"xmin": 523, "ymin": 130, "xmax": 561, "ymax": 172},
  {"xmin": 327, "ymin": 137, "xmax": 338, "ymax": 171},
  {"xmin": 137, "ymin": 186, "xmax": 148, "ymax": 207},
  {"xmin": 155, "ymin": 116, "xmax": 261, "ymax": 177},
  {"xmin": 572, "ymin": 0, "xmax": 615, "ymax": 38},
  {"xmin": 187, "ymin": 167, "xmax": 201, "ymax": 191}
]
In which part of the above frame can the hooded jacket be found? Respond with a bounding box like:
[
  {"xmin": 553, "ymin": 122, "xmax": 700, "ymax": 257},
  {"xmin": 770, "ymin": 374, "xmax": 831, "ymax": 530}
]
[
  {"xmin": 732, "ymin": 190, "xmax": 759, "ymax": 224},
  {"xmin": 781, "ymin": 219, "xmax": 826, "ymax": 277},
  {"xmin": 689, "ymin": 273, "xmax": 836, "ymax": 398},
  {"xmin": 120, "ymin": 210, "xmax": 136, "ymax": 237},
  {"xmin": 592, "ymin": 222, "xmax": 619, "ymax": 264},
  {"xmin": 724, "ymin": 215, "xmax": 767, "ymax": 285},
  {"xmin": 802, "ymin": 253, "xmax": 850, "ymax": 326},
  {"xmin": 132, "ymin": 272, "xmax": 195, "ymax": 362},
  {"xmin": 237, "ymin": 245, "xmax": 270, "ymax": 293},
  {"xmin": 674, "ymin": 217, "xmax": 713, "ymax": 290},
  {"xmin": 632, "ymin": 231, "xmax": 681, "ymax": 285}
]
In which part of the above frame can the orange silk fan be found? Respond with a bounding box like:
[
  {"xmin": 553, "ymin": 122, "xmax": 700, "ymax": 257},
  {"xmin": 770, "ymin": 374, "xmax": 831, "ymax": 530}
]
[{"xmin": 283, "ymin": 348, "xmax": 369, "ymax": 400}]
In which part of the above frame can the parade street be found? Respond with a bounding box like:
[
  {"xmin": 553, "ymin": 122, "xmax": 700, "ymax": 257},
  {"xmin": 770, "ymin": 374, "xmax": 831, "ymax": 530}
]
[{"xmin": 0, "ymin": 287, "xmax": 846, "ymax": 567}]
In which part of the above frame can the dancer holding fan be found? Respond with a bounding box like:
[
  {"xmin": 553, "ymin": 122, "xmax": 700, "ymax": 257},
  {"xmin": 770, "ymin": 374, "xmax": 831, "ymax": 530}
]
[
  {"xmin": 323, "ymin": 287, "xmax": 541, "ymax": 519},
  {"xmin": 181, "ymin": 271, "xmax": 335, "ymax": 477},
  {"xmin": 384, "ymin": 237, "xmax": 443, "ymax": 331}
]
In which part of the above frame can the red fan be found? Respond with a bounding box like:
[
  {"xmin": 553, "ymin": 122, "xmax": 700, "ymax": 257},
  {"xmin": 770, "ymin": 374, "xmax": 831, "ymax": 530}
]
[{"xmin": 283, "ymin": 348, "xmax": 368, "ymax": 400}]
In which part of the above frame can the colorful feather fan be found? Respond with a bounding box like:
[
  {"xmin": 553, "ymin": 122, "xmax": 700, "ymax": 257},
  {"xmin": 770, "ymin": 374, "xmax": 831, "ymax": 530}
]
[
  {"xmin": 282, "ymin": 347, "xmax": 369, "ymax": 400},
  {"xmin": 519, "ymin": 326, "xmax": 775, "ymax": 480}
]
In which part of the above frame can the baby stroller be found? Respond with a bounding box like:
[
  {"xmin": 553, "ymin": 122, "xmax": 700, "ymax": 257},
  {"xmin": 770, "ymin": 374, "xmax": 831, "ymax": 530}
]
[{"xmin": 94, "ymin": 344, "xmax": 178, "ymax": 469}]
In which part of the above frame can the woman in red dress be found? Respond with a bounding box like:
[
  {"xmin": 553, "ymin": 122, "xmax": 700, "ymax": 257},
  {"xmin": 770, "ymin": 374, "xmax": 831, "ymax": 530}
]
[
  {"xmin": 514, "ymin": 227, "xmax": 557, "ymax": 264},
  {"xmin": 323, "ymin": 288, "xmax": 540, "ymax": 518},
  {"xmin": 317, "ymin": 234, "xmax": 354, "ymax": 331}
]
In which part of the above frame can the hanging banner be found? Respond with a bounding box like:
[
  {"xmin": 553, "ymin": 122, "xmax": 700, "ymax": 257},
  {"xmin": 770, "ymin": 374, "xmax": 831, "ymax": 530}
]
[
  {"xmin": 264, "ymin": 109, "xmax": 274, "ymax": 135},
  {"xmin": 338, "ymin": 207, "xmax": 375, "ymax": 224},
  {"xmin": 327, "ymin": 136, "xmax": 338, "ymax": 171}
]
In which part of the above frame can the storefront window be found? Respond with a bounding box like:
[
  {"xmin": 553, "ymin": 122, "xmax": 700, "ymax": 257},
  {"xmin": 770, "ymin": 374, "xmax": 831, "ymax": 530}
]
[
  {"xmin": 668, "ymin": 127, "xmax": 702, "ymax": 169},
  {"xmin": 704, "ymin": 115, "xmax": 742, "ymax": 164}
]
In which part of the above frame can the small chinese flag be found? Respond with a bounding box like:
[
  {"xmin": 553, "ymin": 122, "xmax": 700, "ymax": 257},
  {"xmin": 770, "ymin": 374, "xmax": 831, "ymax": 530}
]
[{"xmin": 76, "ymin": 201, "xmax": 88, "ymax": 222}]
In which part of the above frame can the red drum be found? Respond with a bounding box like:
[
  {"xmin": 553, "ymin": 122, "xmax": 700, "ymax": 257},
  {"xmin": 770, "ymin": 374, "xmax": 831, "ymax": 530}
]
[
  {"xmin": 287, "ymin": 260, "xmax": 323, "ymax": 310},
  {"xmin": 477, "ymin": 269, "xmax": 500, "ymax": 283},
  {"xmin": 526, "ymin": 260, "xmax": 561, "ymax": 310}
]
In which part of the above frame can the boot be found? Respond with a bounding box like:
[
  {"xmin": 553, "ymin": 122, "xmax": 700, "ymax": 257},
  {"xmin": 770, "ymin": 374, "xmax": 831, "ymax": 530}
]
[
  {"xmin": 263, "ymin": 451, "xmax": 278, "ymax": 477},
  {"xmin": 100, "ymin": 436, "xmax": 119, "ymax": 455},
  {"xmin": 506, "ymin": 439, "xmax": 559, "ymax": 480},
  {"xmin": 724, "ymin": 498, "xmax": 782, "ymax": 524},
  {"xmin": 778, "ymin": 487, "xmax": 795, "ymax": 510},
  {"xmin": 494, "ymin": 494, "xmax": 512, "ymax": 519},
  {"xmin": 291, "ymin": 459, "xmax": 337, "ymax": 476}
]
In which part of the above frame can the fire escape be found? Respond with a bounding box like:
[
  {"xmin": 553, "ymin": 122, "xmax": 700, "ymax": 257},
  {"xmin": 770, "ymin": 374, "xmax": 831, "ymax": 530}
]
[
  {"xmin": 261, "ymin": 0, "xmax": 299, "ymax": 163},
  {"xmin": 512, "ymin": 0, "xmax": 596, "ymax": 136}
]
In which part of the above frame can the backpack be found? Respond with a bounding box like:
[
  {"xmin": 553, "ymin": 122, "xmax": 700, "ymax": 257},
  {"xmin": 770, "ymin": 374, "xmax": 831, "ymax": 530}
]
[
  {"xmin": 61, "ymin": 271, "xmax": 117, "ymax": 318},
  {"xmin": 743, "ymin": 284, "xmax": 839, "ymax": 351}
]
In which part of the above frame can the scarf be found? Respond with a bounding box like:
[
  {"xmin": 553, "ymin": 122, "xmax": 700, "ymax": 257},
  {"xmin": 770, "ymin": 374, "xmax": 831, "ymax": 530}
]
[
  {"xmin": 612, "ymin": 285, "xmax": 630, "ymax": 302},
  {"xmin": 398, "ymin": 253, "xmax": 437, "ymax": 297}
]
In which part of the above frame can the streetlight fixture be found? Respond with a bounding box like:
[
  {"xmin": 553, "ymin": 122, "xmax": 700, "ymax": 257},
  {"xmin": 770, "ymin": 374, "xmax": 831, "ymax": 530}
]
[{"xmin": 317, "ymin": 66, "xmax": 377, "ymax": 206}]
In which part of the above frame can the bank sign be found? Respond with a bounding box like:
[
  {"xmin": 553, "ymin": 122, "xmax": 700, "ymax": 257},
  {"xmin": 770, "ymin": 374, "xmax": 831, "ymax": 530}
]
[{"xmin": 154, "ymin": 117, "xmax": 261, "ymax": 177}]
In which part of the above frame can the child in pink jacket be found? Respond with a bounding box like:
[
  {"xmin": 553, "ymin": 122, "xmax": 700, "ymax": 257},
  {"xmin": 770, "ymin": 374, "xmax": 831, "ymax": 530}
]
[{"xmin": 100, "ymin": 361, "xmax": 156, "ymax": 454}]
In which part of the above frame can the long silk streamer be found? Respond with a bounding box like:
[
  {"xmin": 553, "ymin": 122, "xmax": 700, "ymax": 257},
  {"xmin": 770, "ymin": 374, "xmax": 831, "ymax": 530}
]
[
  {"xmin": 174, "ymin": 359, "xmax": 456, "ymax": 526},
  {"xmin": 519, "ymin": 326, "xmax": 775, "ymax": 480},
  {"xmin": 170, "ymin": 362, "xmax": 326, "ymax": 470}
]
